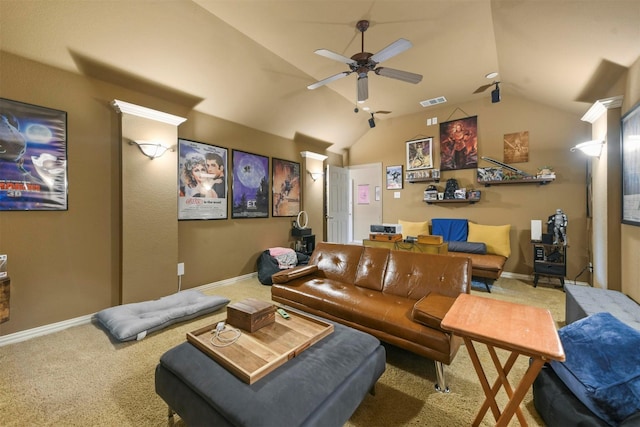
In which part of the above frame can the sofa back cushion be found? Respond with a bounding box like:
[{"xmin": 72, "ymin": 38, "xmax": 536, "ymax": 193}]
[
  {"xmin": 382, "ymin": 251, "xmax": 471, "ymax": 299},
  {"xmin": 398, "ymin": 219, "xmax": 430, "ymax": 238},
  {"xmin": 354, "ymin": 247, "xmax": 389, "ymax": 291},
  {"xmin": 467, "ymin": 222, "xmax": 511, "ymax": 257},
  {"xmin": 309, "ymin": 242, "xmax": 363, "ymax": 284}
]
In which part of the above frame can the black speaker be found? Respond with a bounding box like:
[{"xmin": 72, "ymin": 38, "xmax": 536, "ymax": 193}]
[
  {"xmin": 368, "ymin": 117, "xmax": 376, "ymax": 128},
  {"xmin": 491, "ymin": 87, "xmax": 501, "ymax": 103}
]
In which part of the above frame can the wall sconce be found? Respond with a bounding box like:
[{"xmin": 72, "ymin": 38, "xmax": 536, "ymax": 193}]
[
  {"xmin": 307, "ymin": 171, "xmax": 324, "ymax": 181},
  {"xmin": 570, "ymin": 140, "xmax": 604, "ymax": 157},
  {"xmin": 130, "ymin": 140, "xmax": 173, "ymax": 159}
]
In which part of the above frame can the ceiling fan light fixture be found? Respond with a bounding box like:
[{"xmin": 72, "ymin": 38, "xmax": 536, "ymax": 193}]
[{"xmin": 357, "ymin": 76, "xmax": 369, "ymax": 102}]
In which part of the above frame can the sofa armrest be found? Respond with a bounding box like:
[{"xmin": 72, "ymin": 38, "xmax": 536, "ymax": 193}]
[
  {"xmin": 412, "ymin": 292, "xmax": 458, "ymax": 330},
  {"xmin": 271, "ymin": 264, "xmax": 319, "ymax": 284}
]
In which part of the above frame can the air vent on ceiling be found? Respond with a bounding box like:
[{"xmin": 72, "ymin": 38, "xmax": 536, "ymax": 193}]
[{"xmin": 420, "ymin": 96, "xmax": 447, "ymax": 107}]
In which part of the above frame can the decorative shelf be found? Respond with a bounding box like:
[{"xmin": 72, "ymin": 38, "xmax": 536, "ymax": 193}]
[
  {"xmin": 424, "ymin": 198, "xmax": 480, "ymax": 205},
  {"xmin": 479, "ymin": 177, "xmax": 555, "ymax": 187},
  {"xmin": 408, "ymin": 178, "xmax": 440, "ymax": 184}
]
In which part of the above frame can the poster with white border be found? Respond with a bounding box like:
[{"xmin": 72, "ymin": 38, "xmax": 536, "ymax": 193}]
[{"xmin": 178, "ymin": 138, "xmax": 228, "ymax": 220}]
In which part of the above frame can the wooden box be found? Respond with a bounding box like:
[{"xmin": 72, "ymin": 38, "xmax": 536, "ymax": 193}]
[
  {"xmin": 227, "ymin": 298, "xmax": 275, "ymax": 332},
  {"xmin": 417, "ymin": 234, "xmax": 444, "ymax": 245},
  {"xmin": 369, "ymin": 233, "xmax": 402, "ymax": 242}
]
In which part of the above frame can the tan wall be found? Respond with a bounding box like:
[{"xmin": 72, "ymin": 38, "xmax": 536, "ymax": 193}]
[
  {"xmin": 0, "ymin": 53, "xmax": 329, "ymax": 335},
  {"xmin": 348, "ymin": 96, "xmax": 591, "ymax": 279},
  {"xmin": 621, "ymin": 57, "xmax": 640, "ymax": 302}
]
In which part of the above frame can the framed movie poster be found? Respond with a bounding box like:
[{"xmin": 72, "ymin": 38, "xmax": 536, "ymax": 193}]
[
  {"xmin": 386, "ymin": 165, "xmax": 403, "ymax": 189},
  {"xmin": 439, "ymin": 116, "xmax": 478, "ymax": 171},
  {"xmin": 232, "ymin": 150, "xmax": 269, "ymax": 219},
  {"xmin": 0, "ymin": 98, "xmax": 68, "ymax": 211},
  {"xmin": 406, "ymin": 137, "xmax": 433, "ymax": 170},
  {"xmin": 272, "ymin": 158, "xmax": 300, "ymax": 217},
  {"xmin": 622, "ymin": 102, "xmax": 640, "ymax": 226},
  {"xmin": 178, "ymin": 138, "xmax": 228, "ymax": 220}
]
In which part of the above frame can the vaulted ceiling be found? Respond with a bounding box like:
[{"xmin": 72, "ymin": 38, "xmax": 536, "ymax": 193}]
[{"xmin": 1, "ymin": 1, "xmax": 639, "ymax": 154}]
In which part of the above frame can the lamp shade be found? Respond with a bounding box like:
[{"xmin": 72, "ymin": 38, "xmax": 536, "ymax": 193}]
[{"xmin": 570, "ymin": 140, "xmax": 604, "ymax": 157}]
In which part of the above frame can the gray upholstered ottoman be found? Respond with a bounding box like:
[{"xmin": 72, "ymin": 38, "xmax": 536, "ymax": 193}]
[
  {"xmin": 564, "ymin": 283, "xmax": 640, "ymax": 330},
  {"xmin": 155, "ymin": 320, "xmax": 386, "ymax": 426}
]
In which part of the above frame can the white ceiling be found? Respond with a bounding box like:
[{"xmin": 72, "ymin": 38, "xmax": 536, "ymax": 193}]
[{"xmin": 1, "ymin": 1, "xmax": 639, "ymax": 154}]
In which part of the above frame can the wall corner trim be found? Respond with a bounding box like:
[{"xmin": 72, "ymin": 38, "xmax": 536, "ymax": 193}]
[{"xmin": 581, "ymin": 95, "xmax": 624, "ymax": 123}]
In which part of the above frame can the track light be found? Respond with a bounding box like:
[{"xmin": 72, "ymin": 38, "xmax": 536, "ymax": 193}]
[
  {"xmin": 491, "ymin": 82, "xmax": 501, "ymax": 103},
  {"xmin": 368, "ymin": 113, "xmax": 376, "ymax": 128}
]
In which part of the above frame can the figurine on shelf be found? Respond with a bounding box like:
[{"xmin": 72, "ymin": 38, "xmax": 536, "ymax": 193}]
[{"xmin": 548, "ymin": 208, "xmax": 568, "ymax": 245}]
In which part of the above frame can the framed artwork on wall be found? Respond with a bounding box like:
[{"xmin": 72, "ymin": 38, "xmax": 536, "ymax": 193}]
[
  {"xmin": 503, "ymin": 131, "xmax": 529, "ymax": 163},
  {"xmin": 439, "ymin": 116, "xmax": 478, "ymax": 171},
  {"xmin": 386, "ymin": 165, "xmax": 403, "ymax": 189},
  {"xmin": 622, "ymin": 101, "xmax": 640, "ymax": 226},
  {"xmin": 406, "ymin": 137, "xmax": 433, "ymax": 170},
  {"xmin": 177, "ymin": 138, "xmax": 228, "ymax": 220},
  {"xmin": 0, "ymin": 98, "xmax": 68, "ymax": 211},
  {"xmin": 231, "ymin": 150, "xmax": 269, "ymax": 219},
  {"xmin": 272, "ymin": 158, "xmax": 301, "ymax": 217}
]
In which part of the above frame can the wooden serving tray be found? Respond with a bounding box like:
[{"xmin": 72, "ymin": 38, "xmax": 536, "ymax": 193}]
[{"xmin": 187, "ymin": 308, "xmax": 333, "ymax": 384}]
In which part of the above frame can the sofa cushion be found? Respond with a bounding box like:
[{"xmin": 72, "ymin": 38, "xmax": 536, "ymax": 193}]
[
  {"xmin": 467, "ymin": 222, "xmax": 511, "ymax": 258},
  {"xmin": 354, "ymin": 247, "xmax": 389, "ymax": 291},
  {"xmin": 447, "ymin": 241, "xmax": 487, "ymax": 254},
  {"xmin": 310, "ymin": 242, "xmax": 363, "ymax": 285},
  {"xmin": 412, "ymin": 293, "xmax": 457, "ymax": 330},
  {"xmin": 431, "ymin": 218, "xmax": 468, "ymax": 241},
  {"xmin": 398, "ymin": 220, "xmax": 430, "ymax": 238},
  {"xmin": 550, "ymin": 312, "xmax": 640, "ymax": 426}
]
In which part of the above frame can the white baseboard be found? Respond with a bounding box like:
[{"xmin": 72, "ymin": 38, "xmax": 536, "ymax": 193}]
[{"xmin": 0, "ymin": 273, "xmax": 258, "ymax": 348}]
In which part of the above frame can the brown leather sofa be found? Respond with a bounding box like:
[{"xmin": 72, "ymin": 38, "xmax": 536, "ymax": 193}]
[{"xmin": 271, "ymin": 242, "xmax": 472, "ymax": 392}]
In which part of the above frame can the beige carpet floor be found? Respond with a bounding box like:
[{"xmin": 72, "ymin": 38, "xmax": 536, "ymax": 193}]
[{"xmin": 0, "ymin": 276, "xmax": 565, "ymax": 426}]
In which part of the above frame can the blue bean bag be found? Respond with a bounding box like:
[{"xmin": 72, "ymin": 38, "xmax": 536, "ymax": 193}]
[
  {"xmin": 550, "ymin": 312, "xmax": 640, "ymax": 426},
  {"xmin": 95, "ymin": 290, "xmax": 229, "ymax": 341}
]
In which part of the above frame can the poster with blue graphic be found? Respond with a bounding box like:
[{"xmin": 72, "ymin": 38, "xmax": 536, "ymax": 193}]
[
  {"xmin": 0, "ymin": 98, "xmax": 67, "ymax": 211},
  {"xmin": 232, "ymin": 150, "xmax": 269, "ymax": 218}
]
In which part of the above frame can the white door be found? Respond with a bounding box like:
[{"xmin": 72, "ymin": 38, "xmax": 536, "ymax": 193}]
[
  {"xmin": 326, "ymin": 165, "xmax": 350, "ymax": 243},
  {"xmin": 350, "ymin": 163, "xmax": 383, "ymax": 242}
]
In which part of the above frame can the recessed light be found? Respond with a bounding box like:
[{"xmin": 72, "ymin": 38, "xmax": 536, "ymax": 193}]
[
  {"xmin": 486, "ymin": 72, "xmax": 499, "ymax": 79},
  {"xmin": 362, "ymin": 106, "xmax": 371, "ymax": 111}
]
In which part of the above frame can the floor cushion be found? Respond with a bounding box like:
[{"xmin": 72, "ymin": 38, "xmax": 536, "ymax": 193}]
[
  {"xmin": 550, "ymin": 312, "xmax": 640, "ymax": 426},
  {"xmin": 95, "ymin": 290, "xmax": 229, "ymax": 341}
]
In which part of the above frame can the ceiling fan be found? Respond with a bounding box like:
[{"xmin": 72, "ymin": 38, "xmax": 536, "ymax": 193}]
[
  {"xmin": 307, "ymin": 20, "xmax": 423, "ymax": 102},
  {"xmin": 473, "ymin": 81, "xmax": 501, "ymax": 103}
]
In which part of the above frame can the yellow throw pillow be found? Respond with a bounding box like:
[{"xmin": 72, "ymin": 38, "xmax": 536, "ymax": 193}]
[
  {"xmin": 467, "ymin": 223, "xmax": 511, "ymax": 258},
  {"xmin": 398, "ymin": 220, "xmax": 430, "ymax": 238}
]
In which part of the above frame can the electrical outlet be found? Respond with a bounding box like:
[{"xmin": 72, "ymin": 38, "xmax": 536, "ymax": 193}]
[
  {"xmin": 588, "ymin": 262, "xmax": 593, "ymax": 273},
  {"xmin": 177, "ymin": 262, "xmax": 185, "ymax": 276}
]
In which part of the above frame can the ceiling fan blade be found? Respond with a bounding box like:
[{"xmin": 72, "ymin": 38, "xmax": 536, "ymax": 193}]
[
  {"xmin": 314, "ymin": 49, "xmax": 356, "ymax": 65},
  {"xmin": 370, "ymin": 38, "xmax": 412, "ymax": 64},
  {"xmin": 374, "ymin": 110, "xmax": 391, "ymax": 114},
  {"xmin": 357, "ymin": 76, "xmax": 369, "ymax": 102},
  {"xmin": 473, "ymin": 83, "xmax": 494, "ymax": 94},
  {"xmin": 307, "ymin": 71, "xmax": 352, "ymax": 90},
  {"xmin": 375, "ymin": 67, "xmax": 422, "ymax": 84}
]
